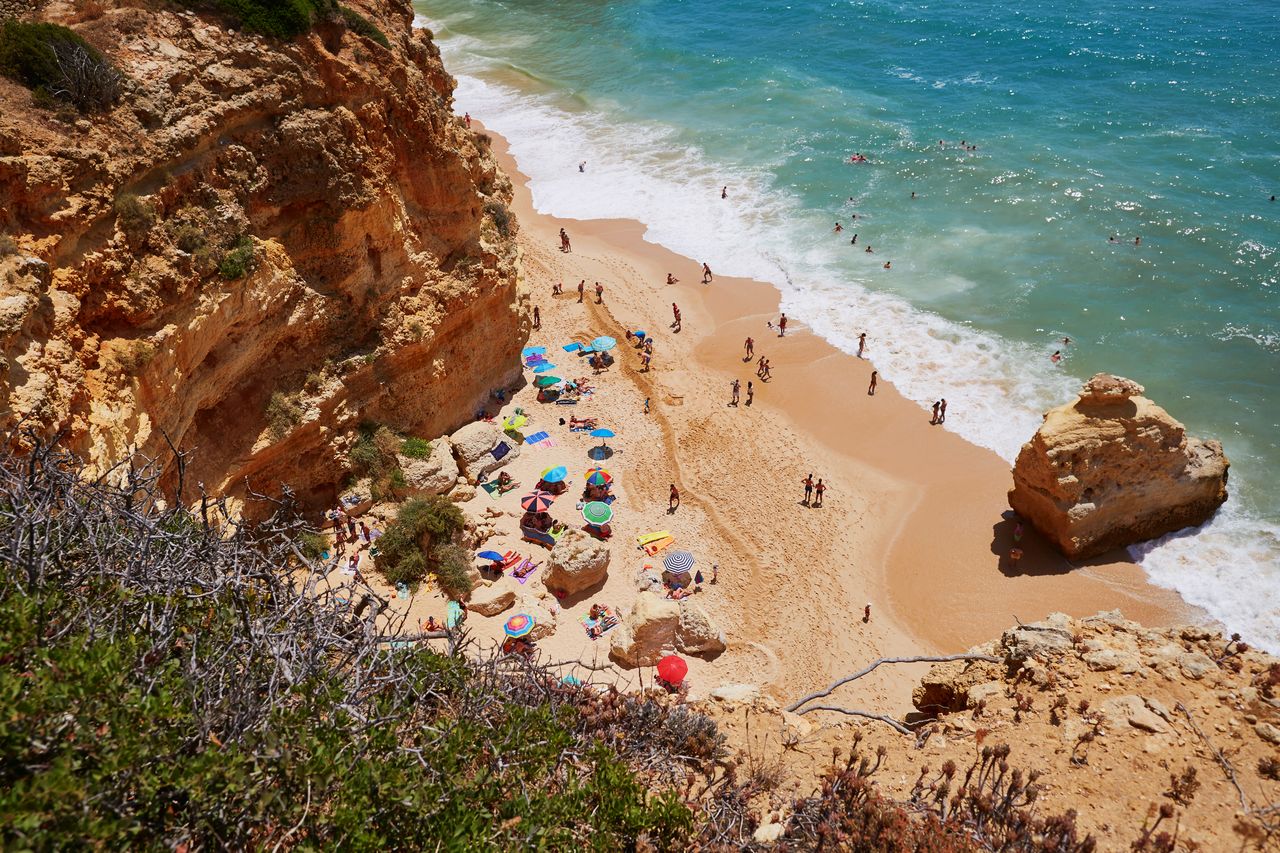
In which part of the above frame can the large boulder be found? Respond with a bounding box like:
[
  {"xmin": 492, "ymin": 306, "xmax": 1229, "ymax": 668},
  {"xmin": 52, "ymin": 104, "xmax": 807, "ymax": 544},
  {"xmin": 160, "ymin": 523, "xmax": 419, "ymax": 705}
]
[
  {"xmin": 1009, "ymin": 374, "xmax": 1228, "ymax": 559},
  {"xmin": 609, "ymin": 592, "xmax": 680, "ymax": 667},
  {"xmin": 544, "ymin": 529, "xmax": 610, "ymax": 596},
  {"xmin": 450, "ymin": 421, "xmax": 520, "ymax": 484},
  {"xmin": 515, "ymin": 596, "xmax": 557, "ymax": 640},
  {"xmin": 397, "ymin": 440, "xmax": 458, "ymax": 496},
  {"xmin": 468, "ymin": 587, "xmax": 515, "ymax": 617},
  {"xmin": 675, "ymin": 600, "xmax": 726, "ymax": 655}
]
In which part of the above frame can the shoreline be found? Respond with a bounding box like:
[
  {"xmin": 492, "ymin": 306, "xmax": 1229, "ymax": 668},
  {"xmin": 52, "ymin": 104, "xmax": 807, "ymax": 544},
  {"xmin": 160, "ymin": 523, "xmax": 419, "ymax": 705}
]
[{"xmin": 465, "ymin": 121, "xmax": 1197, "ymax": 704}]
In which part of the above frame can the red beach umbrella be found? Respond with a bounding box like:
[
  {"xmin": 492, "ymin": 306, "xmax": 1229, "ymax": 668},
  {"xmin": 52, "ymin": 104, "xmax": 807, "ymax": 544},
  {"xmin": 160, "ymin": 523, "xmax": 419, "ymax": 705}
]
[
  {"xmin": 520, "ymin": 491, "xmax": 555, "ymax": 513},
  {"xmin": 656, "ymin": 655, "xmax": 688, "ymax": 684}
]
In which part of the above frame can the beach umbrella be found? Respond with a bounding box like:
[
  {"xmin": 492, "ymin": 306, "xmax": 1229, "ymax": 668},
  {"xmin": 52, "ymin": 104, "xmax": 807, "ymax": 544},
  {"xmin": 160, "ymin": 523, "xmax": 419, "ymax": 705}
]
[
  {"xmin": 521, "ymin": 346, "xmax": 547, "ymax": 357},
  {"xmin": 589, "ymin": 428, "xmax": 615, "ymax": 439},
  {"xmin": 531, "ymin": 362, "xmax": 557, "ymax": 373},
  {"xmin": 656, "ymin": 655, "xmax": 688, "ymax": 684},
  {"xmin": 520, "ymin": 491, "xmax": 555, "ymax": 512},
  {"xmin": 585, "ymin": 467, "xmax": 612, "ymax": 486},
  {"xmin": 591, "ymin": 336, "xmax": 617, "ymax": 352},
  {"xmin": 539, "ymin": 465, "xmax": 569, "ymax": 484},
  {"xmin": 534, "ymin": 375, "xmax": 563, "ymax": 388},
  {"xmin": 582, "ymin": 501, "xmax": 614, "ymax": 526},
  {"xmin": 476, "ymin": 550, "xmax": 504, "ymax": 562},
  {"xmin": 504, "ymin": 613, "xmax": 535, "ymax": 639},
  {"xmin": 663, "ymin": 550, "xmax": 695, "ymax": 575}
]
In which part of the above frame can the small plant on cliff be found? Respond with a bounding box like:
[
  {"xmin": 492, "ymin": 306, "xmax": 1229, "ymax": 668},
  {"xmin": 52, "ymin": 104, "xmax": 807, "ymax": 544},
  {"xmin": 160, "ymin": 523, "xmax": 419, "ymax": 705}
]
[
  {"xmin": 299, "ymin": 529, "xmax": 328, "ymax": 559},
  {"xmin": 377, "ymin": 496, "xmax": 470, "ymax": 596},
  {"xmin": 114, "ymin": 194, "xmax": 155, "ymax": 242},
  {"xmin": 400, "ymin": 436, "xmax": 431, "ymax": 459},
  {"xmin": 114, "ymin": 340, "xmax": 156, "ymax": 375},
  {"xmin": 0, "ymin": 234, "xmax": 16, "ymax": 257},
  {"xmin": 484, "ymin": 199, "xmax": 512, "ymax": 238},
  {"xmin": 265, "ymin": 390, "xmax": 304, "ymax": 439},
  {"xmin": 0, "ymin": 20, "xmax": 123, "ymax": 112},
  {"xmin": 1165, "ymin": 766, "xmax": 1200, "ymax": 806},
  {"xmin": 339, "ymin": 6, "xmax": 389, "ymax": 49},
  {"xmin": 218, "ymin": 235, "xmax": 256, "ymax": 280}
]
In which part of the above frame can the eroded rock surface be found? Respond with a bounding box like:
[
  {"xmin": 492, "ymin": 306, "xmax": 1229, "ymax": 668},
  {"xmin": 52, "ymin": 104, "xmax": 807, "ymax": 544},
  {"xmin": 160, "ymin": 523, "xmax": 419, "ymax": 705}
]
[
  {"xmin": 1008, "ymin": 374, "xmax": 1228, "ymax": 559},
  {"xmin": 544, "ymin": 529, "xmax": 609, "ymax": 596},
  {"xmin": 610, "ymin": 592, "xmax": 679, "ymax": 667}
]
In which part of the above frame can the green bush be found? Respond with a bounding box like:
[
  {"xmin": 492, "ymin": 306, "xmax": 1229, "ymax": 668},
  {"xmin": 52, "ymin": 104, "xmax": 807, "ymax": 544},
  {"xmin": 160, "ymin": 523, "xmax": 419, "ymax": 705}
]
[
  {"xmin": 265, "ymin": 390, "xmax": 303, "ymax": 438},
  {"xmin": 377, "ymin": 496, "xmax": 470, "ymax": 597},
  {"xmin": 218, "ymin": 235, "xmax": 256, "ymax": 280},
  {"xmin": 174, "ymin": 0, "xmax": 340, "ymax": 38},
  {"xmin": 169, "ymin": 222, "xmax": 206, "ymax": 253},
  {"xmin": 0, "ymin": 20, "xmax": 122, "ymax": 112},
  {"xmin": 299, "ymin": 530, "xmax": 329, "ymax": 559},
  {"xmin": 484, "ymin": 199, "xmax": 512, "ymax": 238},
  {"xmin": 339, "ymin": 5, "xmax": 389, "ymax": 48},
  {"xmin": 114, "ymin": 194, "xmax": 155, "ymax": 241},
  {"xmin": 115, "ymin": 340, "xmax": 156, "ymax": 374},
  {"xmin": 400, "ymin": 436, "xmax": 431, "ymax": 458}
]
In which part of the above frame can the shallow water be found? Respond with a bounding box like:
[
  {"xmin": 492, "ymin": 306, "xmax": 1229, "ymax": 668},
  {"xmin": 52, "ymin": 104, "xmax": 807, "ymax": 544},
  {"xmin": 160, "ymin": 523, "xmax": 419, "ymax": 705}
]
[{"xmin": 413, "ymin": 0, "xmax": 1280, "ymax": 648}]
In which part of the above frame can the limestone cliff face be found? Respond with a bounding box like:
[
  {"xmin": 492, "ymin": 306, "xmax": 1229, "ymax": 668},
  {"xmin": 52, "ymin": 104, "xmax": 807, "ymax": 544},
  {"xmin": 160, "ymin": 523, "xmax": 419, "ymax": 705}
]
[
  {"xmin": 1008, "ymin": 374, "xmax": 1228, "ymax": 559},
  {"xmin": 0, "ymin": 0, "xmax": 528, "ymax": 510}
]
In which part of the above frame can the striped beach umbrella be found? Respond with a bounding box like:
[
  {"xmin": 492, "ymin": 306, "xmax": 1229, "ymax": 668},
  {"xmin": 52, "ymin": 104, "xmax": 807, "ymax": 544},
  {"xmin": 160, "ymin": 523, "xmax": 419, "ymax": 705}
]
[
  {"xmin": 504, "ymin": 613, "xmax": 535, "ymax": 638},
  {"xmin": 663, "ymin": 550, "xmax": 695, "ymax": 575},
  {"xmin": 539, "ymin": 466, "xmax": 568, "ymax": 484},
  {"xmin": 582, "ymin": 501, "xmax": 613, "ymax": 526},
  {"xmin": 585, "ymin": 467, "xmax": 612, "ymax": 486},
  {"xmin": 520, "ymin": 491, "xmax": 555, "ymax": 512}
]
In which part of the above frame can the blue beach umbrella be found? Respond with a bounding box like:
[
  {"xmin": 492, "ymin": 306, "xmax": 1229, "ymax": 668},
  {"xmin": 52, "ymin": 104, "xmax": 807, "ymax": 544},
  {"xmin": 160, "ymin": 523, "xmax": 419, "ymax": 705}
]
[
  {"xmin": 476, "ymin": 550, "xmax": 504, "ymax": 562},
  {"xmin": 522, "ymin": 346, "xmax": 547, "ymax": 357},
  {"xmin": 540, "ymin": 466, "xmax": 569, "ymax": 484},
  {"xmin": 531, "ymin": 362, "xmax": 557, "ymax": 373},
  {"xmin": 591, "ymin": 336, "xmax": 616, "ymax": 352},
  {"xmin": 590, "ymin": 428, "xmax": 615, "ymax": 439},
  {"xmin": 504, "ymin": 613, "xmax": 535, "ymax": 638}
]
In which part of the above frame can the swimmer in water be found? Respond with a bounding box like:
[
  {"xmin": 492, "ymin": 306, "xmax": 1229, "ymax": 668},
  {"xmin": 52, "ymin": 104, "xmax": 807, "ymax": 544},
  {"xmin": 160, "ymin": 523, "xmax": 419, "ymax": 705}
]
[
  {"xmin": 834, "ymin": 222, "xmax": 843, "ymax": 233},
  {"xmin": 864, "ymin": 245, "xmax": 873, "ymax": 253},
  {"xmin": 1051, "ymin": 350, "xmax": 1062, "ymax": 364}
]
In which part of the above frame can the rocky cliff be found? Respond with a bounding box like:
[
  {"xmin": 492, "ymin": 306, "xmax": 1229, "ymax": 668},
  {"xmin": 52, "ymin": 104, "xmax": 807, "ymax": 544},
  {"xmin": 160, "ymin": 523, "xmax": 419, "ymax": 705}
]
[
  {"xmin": 1008, "ymin": 374, "xmax": 1228, "ymax": 559},
  {"xmin": 0, "ymin": 0, "xmax": 527, "ymax": 511}
]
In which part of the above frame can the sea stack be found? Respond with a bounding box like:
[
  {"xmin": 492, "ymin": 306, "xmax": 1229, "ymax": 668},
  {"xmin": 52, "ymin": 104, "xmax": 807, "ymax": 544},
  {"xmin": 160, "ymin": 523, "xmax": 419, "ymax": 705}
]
[{"xmin": 1009, "ymin": 374, "xmax": 1229, "ymax": 559}]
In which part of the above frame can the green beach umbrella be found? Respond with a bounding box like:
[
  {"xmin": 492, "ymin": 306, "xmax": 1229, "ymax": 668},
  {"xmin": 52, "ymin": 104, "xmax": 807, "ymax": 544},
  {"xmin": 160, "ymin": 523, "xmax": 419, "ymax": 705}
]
[
  {"xmin": 534, "ymin": 375, "xmax": 563, "ymax": 388},
  {"xmin": 582, "ymin": 501, "xmax": 614, "ymax": 526}
]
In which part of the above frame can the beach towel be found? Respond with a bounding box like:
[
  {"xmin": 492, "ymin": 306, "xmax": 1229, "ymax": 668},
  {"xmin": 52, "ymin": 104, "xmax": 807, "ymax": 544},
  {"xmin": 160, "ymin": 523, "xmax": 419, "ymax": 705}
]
[
  {"xmin": 580, "ymin": 607, "xmax": 619, "ymax": 638},
  {"xmin": 396, "ymin": 582, "xmax": 409, "ymax": 600},
  {"xmin": 643, "ymin": 537, "xmax": 675, "ymax": 557},
  {"xmin": 503, "ymin": 551, "xmax": 522, "ymax": 569},
  {"xmin": 537, "ymin": 438, "xmax": 557, "ymax": 449},
  {"xmin": 514, "ymin": 559, "xmax": 541, "ymax": 584},
  {"xmin": 636, "ymin": 530, "xmax": 672, "ymax": 546},
  {"xmin": 524, "ymin": 430, "xmax": 550, "ymax": 444},
  {"xmin": 446, "ymin": 600, "xmax": 464, "ymax": 628},
  {"xmin": 562, "ymin": 343, "xmax": 583, "ymax": 352},
  {"xmin": 481, "ymin": 481, "xmax": 502, "ymax": 498},
  {"xmin": 491, "ymin": 441, "xmax": 511, "ymax": 461}
]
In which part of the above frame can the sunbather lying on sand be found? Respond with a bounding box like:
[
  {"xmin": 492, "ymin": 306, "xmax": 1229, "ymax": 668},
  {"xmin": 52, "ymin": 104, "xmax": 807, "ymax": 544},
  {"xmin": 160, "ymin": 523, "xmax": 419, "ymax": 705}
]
[{"xmin": 569, "ymin": 416, "xmax": 598, "ymax": 430}]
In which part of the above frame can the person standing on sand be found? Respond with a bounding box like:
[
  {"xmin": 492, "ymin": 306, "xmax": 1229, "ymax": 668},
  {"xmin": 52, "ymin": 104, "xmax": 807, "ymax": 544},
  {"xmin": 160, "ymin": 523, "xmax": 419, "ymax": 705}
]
[
  {"xmin": 730, "ymin": 379, "xmax": 740, "ymax": 406},
  {"xmin": 672, "ymin": 303, "xmax": 681, "ymax": 328},
  {"xmin": 721, "ymin": 186, "xmax": 727, "ymax": 199},
  {"xmin": 595, "ymin": 282, "xmax": 604, "ymax": 304},
  {"xmin": 803, "ymin": 474, "xmax": 814, "ymax": 505},
  {"xmin": 778, "ymin": 314, "xmax": 788, "ymax": 337},
  {"xmin": 863, "ymin": 603, "xmax": 871, "ymax": 623},
  {"xmin": 533, "ymin": 306, "xmax": 541, "ymax": 329},
  {"xmin": 744, "ymin": 337, "xmax": 754, "ymax": 360},
  {"xmin": 669, "ymin": 484, "xmax": 680, "ymax": 511},
  {"xmin": 814, "ymin": 479, "xmax": 826, "ymax": 506},
  {"xmin": 577, "ymin": 280, "xmax": 585, "ymax": 303},
  {"xmin": 746, "ymin": 381, "xmax": 753, "ymax": 406},
  {"xmin": 931, "ymin": 400, "xmax": 941, "ymax": 424},
  {"xmin": 642, "ymin": 352, "xmax": 652, "ymax": 372},
  {"xmin": 579, "ymin": 161, "xmax": 586, "ymax": 173},
  {"xmin": 939, "ymin": 398, "xmax": 947, "ymax": 423},
  {"xmin": 868, "ymin": 370, "xmax": 877, "ymax": 396},
  {"xmin": 702, "ymin": 263, "xmax": 713, "ymax": 283},
  {"xmin": 857, "ymin": 332, "xmax": 867, "ymax": 358},
  {"xmin": 560, "ymin": 228, "xmax": 571, "ymax": 252},
  {"xmin": 464, "ymin": 112, "xmax": 471, "ymax": 128},
  {"xmin": 643, "ymin": 397, "xmax": 650, "ymax": 414}
]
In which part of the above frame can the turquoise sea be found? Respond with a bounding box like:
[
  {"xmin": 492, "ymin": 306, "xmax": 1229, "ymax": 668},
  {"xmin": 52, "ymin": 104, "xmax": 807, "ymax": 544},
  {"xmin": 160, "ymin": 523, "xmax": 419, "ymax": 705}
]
[{"xmin": 413, "ymin": 0, "xmax": 1280, "ymax": 647}]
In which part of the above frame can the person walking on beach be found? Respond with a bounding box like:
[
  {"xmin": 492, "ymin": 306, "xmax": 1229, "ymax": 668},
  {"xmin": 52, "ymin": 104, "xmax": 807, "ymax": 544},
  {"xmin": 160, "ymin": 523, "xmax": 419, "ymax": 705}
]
[
  {"xmin": 672, "ymin": 303, "xmax": 681, "ymax": 329},
  {"xmin": 803, "ymin": 474, "xmax": 814, "ymax": 505},
  {"xmin": 560, "ymin": 228, "xmax": 571, "ymax": 252},
  {"xmin": 595, "ymin": 281, "xmax": 604, "ymax": 304},
  {"xmin": 730, "ymin": 379, "xmax": 740, "ymax": 406},
  {"xmin": 579, "ymin": 161, "xmax": 586, "ymax": 173},
  {"xmin": 533, "ymin": 306, "xmax": 541, "ymax": 329},
  {"xmin": 721, "ymin": 186, "xmax": 727, "ymax": 199},
  {"xmin": 857, "ymin": 332, "xmax": 867, "ymax": 358},
  {"xmin": 702, "ymin": 262, "xmax": 713, "ymax": 283},
  {"xmin": 577, "ymin": 280, "xmax": 585, "ymax": 303},
  {"xmin": 863, "ymin": 603, "xmax": 871, "ymax": 623},
  {"xmin": 931, "ymin": 400, "xmax": 941, "ymax": 424},
  {"xmin": 868, "ymin": 370, "xmax": 877, "ymax": 396},
  {"xmin": 744, "ymin": 336, "xmax": 754, "ymax": 360},
  {"xmin": 746, "ymin": 381, "xmax": 754, "ymax": 406},
  {"xmin": 756, "ymin": 356, "xmax": 766, "ymax": 377},
  {"xmin": 814, "ymin": 478, "xmax": 826, "ymax": 506},
  {"xmin": 643, "ymin": 397, "xmax": 650, "ymax": 414},
  {"xmin": 939, "ymin": 398, "xmax": 947, "ymax": 423},
  {"xmin": 669, "ymin": 484, "xmax": 680, "ymax": 511},
  {"xmin": 778, "ymin": 314, "xmax": 788, "ymax": 337},
  {"xmin": 761, "ymin": 359, "xmax": 772, "ymax": 381},
  {"xmin": 642, "ymin": 352, "xmax": 652, "ymax": 372}
]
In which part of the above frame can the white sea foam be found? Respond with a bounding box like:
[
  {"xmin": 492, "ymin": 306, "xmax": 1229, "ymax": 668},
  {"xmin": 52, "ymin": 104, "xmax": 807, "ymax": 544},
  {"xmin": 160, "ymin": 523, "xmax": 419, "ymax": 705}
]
[{"xmin": 420, "ymin": 15, "xmax": 1280, "ymax": 652}]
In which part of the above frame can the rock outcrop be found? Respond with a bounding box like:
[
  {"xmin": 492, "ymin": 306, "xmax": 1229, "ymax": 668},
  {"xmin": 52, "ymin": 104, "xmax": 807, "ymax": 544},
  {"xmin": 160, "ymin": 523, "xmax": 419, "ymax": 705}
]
[
  {"xmin": 397, "ymin": 440, "xmax": 459, "ymax": 496},
  {"xmin": 544, "ymin": 529, "xmax": 609, "ymax": 596},
  {"xmin": 675, "ymin": 600, "xmax": 726, "ymax": 656},
  {"xmin": 450, "ymin": 421, "xmax": 519, "ymax": 484},
  {"xmin": 610, "ymin": 592, "xmax": 680, "ymax": 667},
  {"xmin": 0, "ymin": 0, "xmax": 528, "ymax": 515},
  {"xmin": 467, "ymin": 587, "xmax": 514, "ymax": 617},
  {"xmin": 1008, "ymin": 374, "xmax": 1229, "ymax": 559}
]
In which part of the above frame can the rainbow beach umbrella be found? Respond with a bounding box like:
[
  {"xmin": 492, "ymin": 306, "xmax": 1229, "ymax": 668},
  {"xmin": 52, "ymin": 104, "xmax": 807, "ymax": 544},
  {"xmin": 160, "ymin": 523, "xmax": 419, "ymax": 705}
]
[
  {"xmin": 504, "ymin": 613, "xmax": 535, "ymax": 638},
  {"xmin": 585, "ymin": 467, "xmax": 612, "ymax": 486},
  {"xmin": 539, "ymin": 466, "xmax": 568, "ymax": 484}
]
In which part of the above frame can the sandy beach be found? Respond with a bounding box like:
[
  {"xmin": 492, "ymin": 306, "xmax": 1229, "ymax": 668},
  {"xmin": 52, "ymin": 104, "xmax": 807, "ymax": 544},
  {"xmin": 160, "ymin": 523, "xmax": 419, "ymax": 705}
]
[{"xmin": 341, "ymin": 121, "xmax": 1197, "ymax": 714}]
